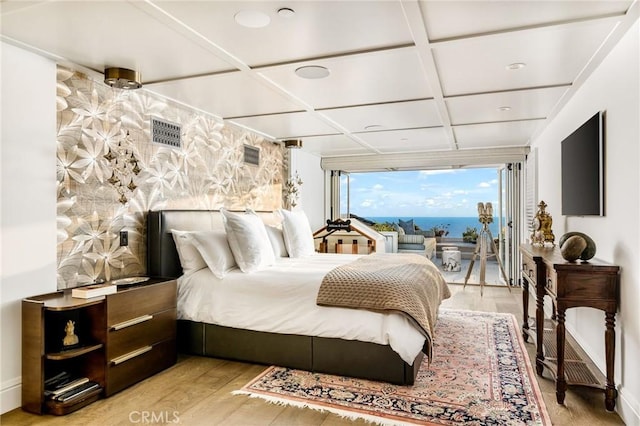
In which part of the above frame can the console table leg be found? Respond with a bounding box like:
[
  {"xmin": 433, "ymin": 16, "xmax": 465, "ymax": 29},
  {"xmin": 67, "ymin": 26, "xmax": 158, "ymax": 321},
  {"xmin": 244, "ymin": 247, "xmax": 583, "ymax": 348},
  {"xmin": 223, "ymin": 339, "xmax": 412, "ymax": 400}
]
[
  {"xmin": 605, "ymin": 311, "xmax": 617, "ymax": 411},
  {"xmin": 535, "ymin": 285, "xmax": 545, "ymax": 376},
  {"xmin": 556, "ymin": 309, "xmax": 567, "ymax": 404},
  {"xmin": 522, "ymin": 280, "xmax": 530, "ymax": 342}
]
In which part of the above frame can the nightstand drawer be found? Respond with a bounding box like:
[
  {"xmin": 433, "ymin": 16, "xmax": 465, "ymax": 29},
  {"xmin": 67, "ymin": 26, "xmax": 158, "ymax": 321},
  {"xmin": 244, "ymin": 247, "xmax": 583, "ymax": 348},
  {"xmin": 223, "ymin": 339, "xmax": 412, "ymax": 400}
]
[
  {"xmin": 106, "ymin": 280, "xmax": 176, "ymax": 326},
  {"xmin": 521, "ymin": 256, "xmax": 537, "ymax": 284},
  {"xmin": 545, "ymin": 268, "xmax": 557, "ymax": 295},
  {"xmin": 105, "ymin": 338, "xmax": 176, "ymax": 396},
  {"xmin": 107, "ymin": 308, "xmax": 176, "ymax": 360}
]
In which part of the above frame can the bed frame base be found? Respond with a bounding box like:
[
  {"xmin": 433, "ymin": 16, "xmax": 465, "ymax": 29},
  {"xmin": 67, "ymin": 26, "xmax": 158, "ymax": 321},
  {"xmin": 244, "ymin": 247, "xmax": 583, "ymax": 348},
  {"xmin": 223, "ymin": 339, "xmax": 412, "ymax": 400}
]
[
  {"xmin": 148, "ymin": 210, "xmax": 422, "ymax": 386},
  {"xmin": 178, "ymin": 320, "xmax": 421, "ymax": 385}
]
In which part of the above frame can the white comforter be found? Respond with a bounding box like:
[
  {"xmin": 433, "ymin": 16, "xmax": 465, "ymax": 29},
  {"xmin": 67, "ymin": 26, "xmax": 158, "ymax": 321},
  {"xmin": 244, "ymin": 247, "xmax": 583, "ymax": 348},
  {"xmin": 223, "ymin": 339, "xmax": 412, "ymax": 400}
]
[{"xmin": 177, "ymin": 253, "xmax": 428, "ymax": 364}]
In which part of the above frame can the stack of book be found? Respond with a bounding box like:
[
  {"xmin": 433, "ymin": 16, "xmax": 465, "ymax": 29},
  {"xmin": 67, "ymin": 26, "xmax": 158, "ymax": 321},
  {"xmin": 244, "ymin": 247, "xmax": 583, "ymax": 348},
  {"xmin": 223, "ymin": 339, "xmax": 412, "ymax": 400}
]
[
  {"xmin": 71, "ymin": 283, "xmax": 117, "ymax": 299},
  {"xmin": 45, "ymin": 372, "xmax": 101, "ymax": 404}
]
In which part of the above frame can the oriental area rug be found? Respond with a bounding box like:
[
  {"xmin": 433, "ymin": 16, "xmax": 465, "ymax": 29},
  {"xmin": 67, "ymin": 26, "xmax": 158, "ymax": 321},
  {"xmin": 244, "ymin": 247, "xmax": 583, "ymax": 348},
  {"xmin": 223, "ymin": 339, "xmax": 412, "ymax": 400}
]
[{"xmin": 234, "ymin": 310, "xmax": 551, "ymax": 425}]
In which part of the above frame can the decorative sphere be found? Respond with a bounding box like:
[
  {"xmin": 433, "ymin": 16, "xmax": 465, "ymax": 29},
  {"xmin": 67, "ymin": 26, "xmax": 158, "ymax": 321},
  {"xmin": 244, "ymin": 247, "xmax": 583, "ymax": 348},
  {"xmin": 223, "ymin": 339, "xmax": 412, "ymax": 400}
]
[
  {"xmin": 558, "ymin": 232, "xmax": 596, "ymax": 261},
  {"xmin": 560, "ymin": 235, "xmax": 587, "ymax": 262}
]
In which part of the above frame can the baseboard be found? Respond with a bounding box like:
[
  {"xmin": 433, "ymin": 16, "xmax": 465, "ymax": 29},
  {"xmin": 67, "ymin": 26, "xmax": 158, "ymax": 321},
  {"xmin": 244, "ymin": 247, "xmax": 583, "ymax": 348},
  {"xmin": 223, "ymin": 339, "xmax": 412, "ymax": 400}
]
[
  {"xmin": 1, "ymin": 377, "xmax": 21, "ymax": 415},
  {"xmin": 618, "ymin": 386, "xmax": 640, "ymax": 426}
]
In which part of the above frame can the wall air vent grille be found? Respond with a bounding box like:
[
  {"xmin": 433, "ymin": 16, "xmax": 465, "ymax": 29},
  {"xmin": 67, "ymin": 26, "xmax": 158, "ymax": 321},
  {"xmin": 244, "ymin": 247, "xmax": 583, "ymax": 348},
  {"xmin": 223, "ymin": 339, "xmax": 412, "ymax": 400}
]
[
  {"xmin": 151, "ymin": 117, "xmax": 181, "ymax": 148},
  {"xmin": 244, "ymin": 145, "xmax": 260, "ymax": 166}
]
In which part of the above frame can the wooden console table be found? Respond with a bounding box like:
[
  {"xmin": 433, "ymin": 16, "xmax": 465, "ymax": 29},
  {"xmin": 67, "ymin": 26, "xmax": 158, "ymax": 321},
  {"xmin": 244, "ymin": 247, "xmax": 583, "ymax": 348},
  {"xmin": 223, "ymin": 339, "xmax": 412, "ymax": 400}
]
[{"xmin": 519, "ymin": 244, "xmax": 619, "ymax": 411}]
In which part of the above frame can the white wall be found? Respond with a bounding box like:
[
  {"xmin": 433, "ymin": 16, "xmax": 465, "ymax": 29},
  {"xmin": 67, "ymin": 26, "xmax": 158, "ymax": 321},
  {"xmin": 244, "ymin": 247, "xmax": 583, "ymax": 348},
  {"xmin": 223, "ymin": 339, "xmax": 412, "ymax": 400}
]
[
  {"xmin": 290, "ymin": 149, "xmax": 325, "ymax": 231},
  {"xmin": 0, "ymin": 43, "xmax": 58, "ymax": 413},
  {"xmin": 530, "ymin": 21, "xmax": 639, "ymax": 424}
]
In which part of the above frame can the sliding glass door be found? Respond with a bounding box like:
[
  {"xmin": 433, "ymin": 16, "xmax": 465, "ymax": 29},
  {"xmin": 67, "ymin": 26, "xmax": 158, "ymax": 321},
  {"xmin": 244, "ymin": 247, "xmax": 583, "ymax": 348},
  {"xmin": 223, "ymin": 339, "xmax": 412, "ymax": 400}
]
[
  {"xmin": 329, "ymin": 170, "xmax": 350, "ymax": 220},
  {"xmin": 329, "ymin": 165, "xmax": 524, "ymax": 286}
]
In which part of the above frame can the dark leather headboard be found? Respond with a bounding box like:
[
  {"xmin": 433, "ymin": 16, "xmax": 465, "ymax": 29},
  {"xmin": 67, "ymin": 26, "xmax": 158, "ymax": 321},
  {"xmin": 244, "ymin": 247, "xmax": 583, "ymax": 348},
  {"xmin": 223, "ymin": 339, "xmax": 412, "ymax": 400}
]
[{"xmin": 146, "ymin": 209, "xmax": 280, "ymax": 279}]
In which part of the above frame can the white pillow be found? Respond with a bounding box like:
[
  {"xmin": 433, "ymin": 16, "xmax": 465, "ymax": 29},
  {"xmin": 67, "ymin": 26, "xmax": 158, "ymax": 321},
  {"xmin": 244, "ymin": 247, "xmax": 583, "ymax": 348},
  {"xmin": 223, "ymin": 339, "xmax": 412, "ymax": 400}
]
[
  {"xmin": 188, "ymin": 231, "xmax": 237, "ymax": 279},
  {"xmin": 265, "ymin": 225, "xmax": 288, "ymax": 257},
  {"xmin": 171, "ymin": 230, "xmax": 207, "ymax": 275},
  {"xmin": 278, "ymin": 209, "xmax": 316, "ymax": 258},
  {"xmin": 220, "ymin": 208, "xmax": 275, "ymax": 273}
]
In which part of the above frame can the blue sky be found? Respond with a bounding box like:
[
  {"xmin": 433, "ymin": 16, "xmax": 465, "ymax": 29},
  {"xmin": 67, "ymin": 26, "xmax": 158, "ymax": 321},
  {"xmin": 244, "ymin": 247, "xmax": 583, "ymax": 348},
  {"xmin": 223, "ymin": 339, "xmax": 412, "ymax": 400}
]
[{"xmin": 346, "ymin": 167, "xmax": 501, "ymax": 218}]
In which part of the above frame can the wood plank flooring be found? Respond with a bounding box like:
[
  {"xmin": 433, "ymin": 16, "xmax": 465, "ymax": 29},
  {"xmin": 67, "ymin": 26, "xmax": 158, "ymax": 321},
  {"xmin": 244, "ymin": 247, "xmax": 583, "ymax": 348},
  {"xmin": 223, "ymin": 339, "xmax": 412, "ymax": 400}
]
[{"xmin": 2, "ymin": 284, "xmax": 624, "ymax": 425}]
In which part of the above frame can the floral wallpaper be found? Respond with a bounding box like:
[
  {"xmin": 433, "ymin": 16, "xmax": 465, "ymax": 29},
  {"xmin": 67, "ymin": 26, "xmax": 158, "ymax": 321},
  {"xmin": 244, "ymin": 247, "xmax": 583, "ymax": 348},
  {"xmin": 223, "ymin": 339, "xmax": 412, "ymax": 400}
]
[{"xmin": 56, "ymin": 67, "xmax": 285, "ymax": 289}]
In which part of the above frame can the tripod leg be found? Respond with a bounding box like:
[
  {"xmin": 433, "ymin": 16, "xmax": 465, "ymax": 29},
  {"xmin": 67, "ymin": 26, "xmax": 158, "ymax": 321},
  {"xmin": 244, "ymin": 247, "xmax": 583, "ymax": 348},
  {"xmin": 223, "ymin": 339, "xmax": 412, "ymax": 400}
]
[
  {"xmin": 479, "ymin": 235, "xmax": 488, "ymax": 296},
  {"xmin": 479, "ymin": 235, "xmax": 487, "ymax": 283},
  {"xmin": 464, "ymin": 244, "xmax": 481, "ymax": 289}
]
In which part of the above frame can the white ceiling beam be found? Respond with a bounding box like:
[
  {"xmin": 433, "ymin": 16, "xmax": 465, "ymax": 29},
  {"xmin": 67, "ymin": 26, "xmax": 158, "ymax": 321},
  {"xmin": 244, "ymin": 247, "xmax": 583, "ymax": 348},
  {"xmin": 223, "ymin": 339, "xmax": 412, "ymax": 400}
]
[
  {"xmin": 400, "ymin": 0, "xmax": 457, "ymax": 150},
  {"xmin": 321, "ymin": 146, "xmax": 530, "ymax": 172},
  {"xmin": 429, "ymin": 12, "xmax": 628, "ymax": 47}
]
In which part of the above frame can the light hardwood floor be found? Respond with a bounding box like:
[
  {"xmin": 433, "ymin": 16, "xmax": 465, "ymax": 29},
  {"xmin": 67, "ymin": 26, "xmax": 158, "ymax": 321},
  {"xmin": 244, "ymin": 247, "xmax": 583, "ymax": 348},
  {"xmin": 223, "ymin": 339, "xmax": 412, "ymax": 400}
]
[{"xmin": 3, "ymin": 284, "xmax": 624, "ymax": 425}]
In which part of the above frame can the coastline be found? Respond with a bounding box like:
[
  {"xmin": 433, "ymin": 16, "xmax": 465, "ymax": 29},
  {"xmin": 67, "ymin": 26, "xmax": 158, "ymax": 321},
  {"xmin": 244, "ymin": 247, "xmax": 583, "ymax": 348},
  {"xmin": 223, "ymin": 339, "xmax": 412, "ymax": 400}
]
[{"xmin": 365, "ymin": 216, "xmax": 502, "ymax": 238}]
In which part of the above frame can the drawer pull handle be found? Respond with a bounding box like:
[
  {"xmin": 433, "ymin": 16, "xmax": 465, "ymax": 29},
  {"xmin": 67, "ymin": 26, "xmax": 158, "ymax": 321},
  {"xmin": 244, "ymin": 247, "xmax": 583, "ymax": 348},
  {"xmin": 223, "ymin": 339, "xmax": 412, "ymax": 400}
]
[
  {"xmin": 111, "ymin": 314, "xmax": 153, "ymax": 331},
  {"xmin": 111, "ymin": 346, "xmax": 152, "ymax": 365}
]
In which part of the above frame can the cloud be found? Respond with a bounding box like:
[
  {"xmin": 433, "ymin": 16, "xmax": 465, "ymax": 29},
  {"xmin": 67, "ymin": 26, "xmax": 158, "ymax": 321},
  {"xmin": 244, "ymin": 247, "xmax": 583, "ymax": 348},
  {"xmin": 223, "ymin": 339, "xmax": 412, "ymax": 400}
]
[
  {"xmin": 478, "ymin": 179, "xmax": 498, "ymax": 188},
  {"xmin": 372, "ymin": 184, "xmax": 384, "ymax": 190}
]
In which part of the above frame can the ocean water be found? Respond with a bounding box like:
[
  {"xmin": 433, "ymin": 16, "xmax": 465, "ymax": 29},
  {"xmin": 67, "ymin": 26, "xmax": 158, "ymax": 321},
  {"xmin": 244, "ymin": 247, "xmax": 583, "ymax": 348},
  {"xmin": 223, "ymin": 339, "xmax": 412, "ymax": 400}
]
[{"xmin": 366, "ymin": 216, "xmax": 501, "ymax": 238}]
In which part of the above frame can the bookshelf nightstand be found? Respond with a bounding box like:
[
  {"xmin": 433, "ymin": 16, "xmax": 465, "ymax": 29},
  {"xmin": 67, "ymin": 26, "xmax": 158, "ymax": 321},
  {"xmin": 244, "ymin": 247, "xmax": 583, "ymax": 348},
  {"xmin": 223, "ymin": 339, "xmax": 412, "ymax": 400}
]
[{"xmin": 22, "ymin": 278, "xmax": 177, "ymax": 415}]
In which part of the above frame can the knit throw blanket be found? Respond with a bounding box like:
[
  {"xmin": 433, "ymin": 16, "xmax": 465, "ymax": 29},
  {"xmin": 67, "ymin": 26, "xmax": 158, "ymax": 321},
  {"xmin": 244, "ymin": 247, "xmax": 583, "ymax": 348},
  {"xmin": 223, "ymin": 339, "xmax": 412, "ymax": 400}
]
[{"xmin": 317, "ymin": 253, "xmax": 451, "ymax": 360}]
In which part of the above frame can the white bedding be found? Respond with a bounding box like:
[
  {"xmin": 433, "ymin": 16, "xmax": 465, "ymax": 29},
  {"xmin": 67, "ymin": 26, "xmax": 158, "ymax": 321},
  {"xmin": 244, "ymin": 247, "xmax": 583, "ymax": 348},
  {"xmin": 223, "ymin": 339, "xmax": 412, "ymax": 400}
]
[{"xmin": 177, "ymin": 253, "xmax": 428, "ymax": 364}]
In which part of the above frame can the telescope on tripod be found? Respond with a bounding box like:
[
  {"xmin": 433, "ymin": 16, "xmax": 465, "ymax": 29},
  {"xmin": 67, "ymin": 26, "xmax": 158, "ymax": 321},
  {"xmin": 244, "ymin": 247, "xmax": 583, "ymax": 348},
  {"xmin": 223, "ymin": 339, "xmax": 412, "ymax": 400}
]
[{"xmin": 463, "ymin": 202, "xmax": 510, "ymax": 296}]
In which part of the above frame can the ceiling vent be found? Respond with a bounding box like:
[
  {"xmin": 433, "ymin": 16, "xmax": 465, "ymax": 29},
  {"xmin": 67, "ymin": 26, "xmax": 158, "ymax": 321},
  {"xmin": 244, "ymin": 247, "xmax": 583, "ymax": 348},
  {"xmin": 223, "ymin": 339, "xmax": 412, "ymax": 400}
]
[
  {"xmin": 244, "ymin": 145, "xmax": 260, "ymax": 166},
  {"xmin": 151, "ymin": 117, "xmax": 181, "ymax": 149}
]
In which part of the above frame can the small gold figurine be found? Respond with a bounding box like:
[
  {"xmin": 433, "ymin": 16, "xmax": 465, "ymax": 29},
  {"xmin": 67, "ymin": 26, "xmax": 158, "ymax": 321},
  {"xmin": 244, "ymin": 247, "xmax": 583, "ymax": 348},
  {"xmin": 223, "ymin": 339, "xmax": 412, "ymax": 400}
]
[
  {"xmin": 63, "ymin": 320, "xmax": 79, "ymax": 347},
  {"xmin": 531, "ymin": 200, "xmax": 555, "ymax": 246}
]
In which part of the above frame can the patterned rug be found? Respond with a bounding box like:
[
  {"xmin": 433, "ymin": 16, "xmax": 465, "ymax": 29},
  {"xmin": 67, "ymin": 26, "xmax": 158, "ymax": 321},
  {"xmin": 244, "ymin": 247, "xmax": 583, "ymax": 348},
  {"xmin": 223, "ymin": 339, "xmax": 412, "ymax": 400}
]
[{"xmin": 234, "ymin": 310, "xmax": 551, "ymax": 425}]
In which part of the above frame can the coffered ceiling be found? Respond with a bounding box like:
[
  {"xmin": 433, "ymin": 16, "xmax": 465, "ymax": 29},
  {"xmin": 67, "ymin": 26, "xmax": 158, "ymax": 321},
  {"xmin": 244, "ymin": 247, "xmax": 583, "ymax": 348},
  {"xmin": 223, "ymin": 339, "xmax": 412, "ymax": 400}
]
[{"xmin": 1, "ymin": 0, "xmax": 637, "ymax": 163}]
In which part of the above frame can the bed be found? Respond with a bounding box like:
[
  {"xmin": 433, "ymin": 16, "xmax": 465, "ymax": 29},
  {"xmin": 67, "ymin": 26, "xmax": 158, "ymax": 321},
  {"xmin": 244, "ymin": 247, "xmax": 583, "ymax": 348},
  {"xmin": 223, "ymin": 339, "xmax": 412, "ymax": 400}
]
[{"xmin": 146, "ymin": 209, "xmax": 450, "ymax": 385}]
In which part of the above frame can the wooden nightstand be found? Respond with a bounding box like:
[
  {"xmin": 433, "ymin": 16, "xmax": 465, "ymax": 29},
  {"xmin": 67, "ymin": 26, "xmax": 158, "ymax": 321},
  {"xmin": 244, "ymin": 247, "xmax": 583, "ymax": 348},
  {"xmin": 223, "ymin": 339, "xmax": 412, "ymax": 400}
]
[
  {"xmin": 22, "ymin": 278, "xmax": 177, "ymax": 415},
  {"xmin": 104, "ymin": 279, "xmax": 177, "ymax": 396}
]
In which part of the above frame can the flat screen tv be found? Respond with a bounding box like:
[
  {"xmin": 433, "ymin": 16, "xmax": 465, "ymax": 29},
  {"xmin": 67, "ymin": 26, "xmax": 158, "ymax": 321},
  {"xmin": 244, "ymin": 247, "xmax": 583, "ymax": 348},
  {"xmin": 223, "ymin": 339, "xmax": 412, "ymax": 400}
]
[{"xmin": 561, "ymin": 111, "xmax": 604, "ymax": 216}]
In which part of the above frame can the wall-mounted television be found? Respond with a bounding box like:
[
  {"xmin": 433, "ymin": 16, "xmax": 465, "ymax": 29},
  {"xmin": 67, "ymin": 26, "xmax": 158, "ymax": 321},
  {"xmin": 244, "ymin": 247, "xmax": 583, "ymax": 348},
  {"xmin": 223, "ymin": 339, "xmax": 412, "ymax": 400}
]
[{"xmin": 561, "ymin": 111, "xmax": 604, "ymax": 216}]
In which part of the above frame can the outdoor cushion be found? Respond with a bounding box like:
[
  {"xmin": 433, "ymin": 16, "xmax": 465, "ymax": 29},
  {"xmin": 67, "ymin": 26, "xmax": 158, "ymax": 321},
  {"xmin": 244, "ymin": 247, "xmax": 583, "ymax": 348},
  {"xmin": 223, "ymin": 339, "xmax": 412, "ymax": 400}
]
[
  {"xmin": 397, "ymin": 243, "xmax": 426, "ymax": 250},
  {"xmin": 398, "ymin": 234, "xmax": 424, "ymax": 244},
  {"xmin": 416, "ymin": 229, "xmax": 436, "ymax": 238},
  {"xmin": 393, "ymin": 223, "xmax": 405, "ymax": 236},
  {"xmin": 398, "ymin": 219, "xmax": 415, "ymax": 235}
]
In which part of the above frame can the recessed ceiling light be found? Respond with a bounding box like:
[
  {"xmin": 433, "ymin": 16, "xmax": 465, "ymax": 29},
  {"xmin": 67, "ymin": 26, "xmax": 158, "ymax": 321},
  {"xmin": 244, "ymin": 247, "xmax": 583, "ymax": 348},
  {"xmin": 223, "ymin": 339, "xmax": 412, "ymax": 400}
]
[
  {"xmin": 364, "ymin": 125, "xmax": 384, "ymax": 131},
  {"xmin": 498, "ymin": 106, "xmax": 512, "ymax": 111},
  {"xmin": 506, "ymin": 62, "xmax": 526, "ymax": 70},
  {"xmin": 234, "ymin": 10, "xmax": 271, "ymax": 28},
  {"xmin": 295, "ymin": 65, "xmax": 330, "ymax": 79},
  {"xmin": 277, "ymin": 7, "xmax": 295, "ymax": 18}
]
